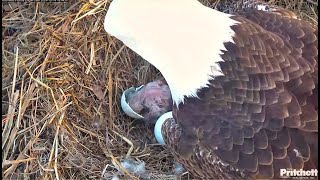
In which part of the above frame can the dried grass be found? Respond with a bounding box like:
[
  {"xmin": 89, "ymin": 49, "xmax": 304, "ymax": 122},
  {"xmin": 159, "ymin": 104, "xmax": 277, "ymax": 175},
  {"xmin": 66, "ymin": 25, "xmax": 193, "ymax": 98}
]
[{"xmin": 2, "ymin": 0, "xmax": 317, "ymax": 179}]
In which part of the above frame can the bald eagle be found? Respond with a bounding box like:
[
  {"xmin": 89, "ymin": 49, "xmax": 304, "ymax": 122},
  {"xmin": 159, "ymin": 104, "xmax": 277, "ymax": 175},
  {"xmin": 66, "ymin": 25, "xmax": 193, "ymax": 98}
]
[{"xmin": 104, "ymin": 0, "xmax": 318, "ymax": 179}]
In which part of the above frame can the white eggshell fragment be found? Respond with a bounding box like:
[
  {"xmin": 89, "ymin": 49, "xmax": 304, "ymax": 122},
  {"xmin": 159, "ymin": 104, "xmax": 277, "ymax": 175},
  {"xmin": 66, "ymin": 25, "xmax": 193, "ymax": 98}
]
[
  {"xmin": 154, "ymin": 111, "xmax": 173, "ymax": 145},
  {"xmin": 121, "ymin": 85, "xmax": 145, "ymax": 119}
]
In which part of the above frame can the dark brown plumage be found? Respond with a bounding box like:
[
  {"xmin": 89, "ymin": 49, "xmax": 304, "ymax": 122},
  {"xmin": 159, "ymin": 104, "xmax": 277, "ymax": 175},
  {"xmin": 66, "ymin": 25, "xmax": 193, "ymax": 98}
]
[
  {"xmin": 161, "ymin": 6, "xmax": 318, "ymax": 179},
  {"xmin": 220, "ymin": 0, "xmax": 299, "ymax": 19}
]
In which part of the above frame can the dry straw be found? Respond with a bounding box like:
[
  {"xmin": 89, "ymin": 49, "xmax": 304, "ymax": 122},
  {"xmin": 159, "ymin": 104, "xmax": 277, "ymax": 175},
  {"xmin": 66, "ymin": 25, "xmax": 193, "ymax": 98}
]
[{"xmin": 2, "ymin": 0, "xmax": 317, "ymax": 179}]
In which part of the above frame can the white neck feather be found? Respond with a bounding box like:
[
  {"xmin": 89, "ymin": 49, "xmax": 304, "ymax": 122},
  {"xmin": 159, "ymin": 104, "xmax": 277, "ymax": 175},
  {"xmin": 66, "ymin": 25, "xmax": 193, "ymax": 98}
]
[{"xmin": 105, "ymin": 0, "xmax": 238, "ymax": 105}]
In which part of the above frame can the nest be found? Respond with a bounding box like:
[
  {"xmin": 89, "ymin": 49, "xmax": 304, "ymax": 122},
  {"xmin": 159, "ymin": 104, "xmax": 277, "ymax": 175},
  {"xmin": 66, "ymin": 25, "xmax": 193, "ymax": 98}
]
[{"xmin": 2, "ymin": 0, "xmax": 317, "ymax": 179}]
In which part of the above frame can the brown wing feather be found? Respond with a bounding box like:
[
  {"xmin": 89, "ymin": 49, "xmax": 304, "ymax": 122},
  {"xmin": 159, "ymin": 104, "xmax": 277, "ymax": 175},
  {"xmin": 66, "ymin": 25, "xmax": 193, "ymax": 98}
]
[
  {"xmin": 162, "ymin": 9, "xmax": 318, "ymax": 179},
  {"xmin": 162, "ymin": 118, "xmax": 243, "ymax": 179},
  {"xmin": 227, "ymin": 0, "xmax": 298, "ymax": 19}
]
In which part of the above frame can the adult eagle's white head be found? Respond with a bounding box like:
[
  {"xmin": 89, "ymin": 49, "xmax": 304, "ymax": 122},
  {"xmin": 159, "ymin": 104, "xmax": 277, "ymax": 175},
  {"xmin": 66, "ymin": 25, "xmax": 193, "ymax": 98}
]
[
  {"xmin": 104, "ymin": 0, "xmax": 238, "ymax": 105},
  {"xmin": 104, "ymin": 0, "xmax": 318, "ymax": 179}
]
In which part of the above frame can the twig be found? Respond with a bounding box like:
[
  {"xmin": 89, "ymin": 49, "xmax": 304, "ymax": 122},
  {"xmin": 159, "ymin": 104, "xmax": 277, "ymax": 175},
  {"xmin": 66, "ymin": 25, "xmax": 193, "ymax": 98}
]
[
  {"xmin": 306, "ymin": 0, "xmax": 318, "ymax": 6},
  {"xmin": 111, "ymin": 130, "xmax": 134, "ymax": 158},
  {"xmin": 85, "ymin": 42, "xmax": 95, "ymax": 74}
]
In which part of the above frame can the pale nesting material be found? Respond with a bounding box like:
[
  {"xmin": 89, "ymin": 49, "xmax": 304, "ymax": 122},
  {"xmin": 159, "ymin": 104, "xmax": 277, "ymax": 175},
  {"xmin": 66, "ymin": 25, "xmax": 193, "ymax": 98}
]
[
  {"xmin": 111, "ymin": 175, "xmax": 120, "ymax": 180},
  {"xmin": 116, "ymin": 158, "xmax": 147, "ymax": 177},
  {"xmin": 173, "ymin": 161, "xmax": 186, "ymax": 175}
]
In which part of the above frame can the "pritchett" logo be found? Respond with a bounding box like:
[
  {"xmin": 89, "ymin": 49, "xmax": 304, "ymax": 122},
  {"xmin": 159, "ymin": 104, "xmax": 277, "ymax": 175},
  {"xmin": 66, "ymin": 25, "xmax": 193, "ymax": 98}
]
[{"xmin": 280, "ymin": 169, "xmax": 318, "ymax": 179}]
